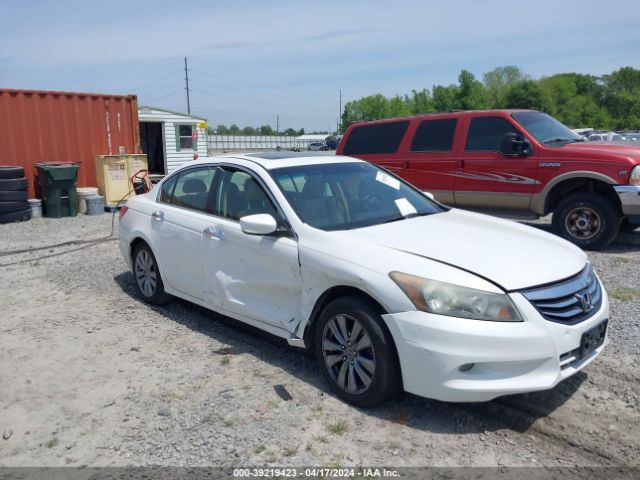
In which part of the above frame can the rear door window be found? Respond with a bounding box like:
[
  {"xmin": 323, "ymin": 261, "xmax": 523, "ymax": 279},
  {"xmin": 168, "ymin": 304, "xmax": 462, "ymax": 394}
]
[
  {"xmin": 160, "ymin": 166, "xmax": 218, "ymax": 213},
  {"xmin": 411, "ymin": 119, "xmax": 457, "ymax": 152},
  {"xmin": 343, "ymin": 121, "xmax": 410, "ymax": 155},
  {"xmin": 465, "ymin": 117, "xmax": 519, "ymax": 151}
]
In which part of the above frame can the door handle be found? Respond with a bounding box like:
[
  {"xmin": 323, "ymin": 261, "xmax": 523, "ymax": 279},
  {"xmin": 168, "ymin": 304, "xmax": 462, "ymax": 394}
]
[
  {"xmin": 151, "ymin": 210, "xmax": 164, "ymax": 220},
  {"xmin": 204, "ymin": 226, "xmax": 225, "ymax": 239}
]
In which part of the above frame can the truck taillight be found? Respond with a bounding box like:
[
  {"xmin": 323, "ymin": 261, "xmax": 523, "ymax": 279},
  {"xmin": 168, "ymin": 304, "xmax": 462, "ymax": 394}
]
[
  {"xmin": 118, "ymin": 206, "xmax": 129, "ymax": 220},
  {"xmin": 630, "ymin": 166, "xmax": 640, "ymax": 185}
]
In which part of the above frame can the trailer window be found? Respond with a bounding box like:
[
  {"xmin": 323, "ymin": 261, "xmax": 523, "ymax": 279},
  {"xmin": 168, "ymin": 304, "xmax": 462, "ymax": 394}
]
[{"xmin": 176, "ymin": 124, "xmax": 196, "ymax": 151}]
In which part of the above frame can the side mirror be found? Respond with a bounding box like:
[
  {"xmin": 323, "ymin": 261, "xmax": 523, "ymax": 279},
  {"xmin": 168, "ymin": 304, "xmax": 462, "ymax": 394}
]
[
  {"xmin": 240, "ymin": 214, "xmax": 278, "ymax": 235},
  {"xmin": 500, "ymin": 132, "xmax": 531, "ymax": 156}
]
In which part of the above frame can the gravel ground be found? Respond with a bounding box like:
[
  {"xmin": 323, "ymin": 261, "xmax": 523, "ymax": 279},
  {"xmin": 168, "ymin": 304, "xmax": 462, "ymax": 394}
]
[{"xmin": 0, "ymin": 213, "xmax": 638, "ymax": 468}]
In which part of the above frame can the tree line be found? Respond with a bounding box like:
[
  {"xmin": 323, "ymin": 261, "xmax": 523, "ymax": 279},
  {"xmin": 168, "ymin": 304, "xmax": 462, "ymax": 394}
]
[
  {"xmin": 208, "ymin": 124, "xmax": 305, "ymax": 136},
  {"xmin": 340, "ymin": 66, "xmax": 640, "ymax": 131}
]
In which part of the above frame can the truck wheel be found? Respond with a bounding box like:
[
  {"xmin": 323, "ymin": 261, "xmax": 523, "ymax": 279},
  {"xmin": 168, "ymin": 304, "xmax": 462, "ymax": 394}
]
[
  {"xmin": 620, "ymin": 218, "xmax": 638, "ymax": 233},
  {"xmin": 552, "ymin": 193, "xmax": 619, "ymax": 250}
]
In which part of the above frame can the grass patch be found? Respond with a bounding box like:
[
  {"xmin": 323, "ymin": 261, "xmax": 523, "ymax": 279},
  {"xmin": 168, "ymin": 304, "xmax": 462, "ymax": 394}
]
[
  {"xmin": 612, "ymin": 256, "xmax": 632, "ymax": 264},
  {"xmin": 266, "ymin": 451, "xmax": 279, "ymax": 463},
  {"xmin": 387, "ymin": 441, "xmax": 401, "ymax": 450},
  {"xmin": 327, "ymin": 453, "xmax": 344, "ymax": 468},
  {"xmin": 254, "ymin": 445, "xmax": 266, "ymax": 454},
  {"xmin": 46, "ymin": 437, "xmax": 59, "ymax": 449},
  {"xmin": 283, "ymin": 446, "xmax": 298, "ymax": 457},
  {"xmin": 305, "ymin": 442, "xmax": 314, "ymax": 452},
  {"xmin": 314, "ymin": 435, "xmax": 328, "ymax": 444},
  {"xmin": 220, "ymin": 356, "xmax": 231, "ymax": 366},
  {"xmin": 327, "ymin": 420, "xmax": 348, "ymax": 435},
  {"xmin": 608, "ymin": 287, "xmax": 640, "ymax": 301}
]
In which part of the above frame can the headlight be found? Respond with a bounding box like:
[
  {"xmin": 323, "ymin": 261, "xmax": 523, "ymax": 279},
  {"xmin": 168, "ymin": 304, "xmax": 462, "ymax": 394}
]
[
  {"xmin": 389, "ymin": 271, "xmax": 523, "ymax": 322},
  {"xmin": 630, "ymin": 165, "xmax": 640, "ymax": 186}
]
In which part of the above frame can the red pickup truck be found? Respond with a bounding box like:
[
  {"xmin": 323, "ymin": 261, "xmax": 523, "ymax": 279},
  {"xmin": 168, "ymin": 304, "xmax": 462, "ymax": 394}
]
[{"xmin": 337, "ymin": 110, "xmax": 640, "ymax": 249}]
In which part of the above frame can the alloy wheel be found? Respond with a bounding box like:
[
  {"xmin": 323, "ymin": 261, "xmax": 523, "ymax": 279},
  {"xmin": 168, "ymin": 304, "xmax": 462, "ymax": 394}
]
[
  {"xmin": 321, "ymin": 313, "xmax": 376, "ymax": 395},
  {"xmin": 135, "ymin": 249, "xmax": 157, "ymax": 298}
]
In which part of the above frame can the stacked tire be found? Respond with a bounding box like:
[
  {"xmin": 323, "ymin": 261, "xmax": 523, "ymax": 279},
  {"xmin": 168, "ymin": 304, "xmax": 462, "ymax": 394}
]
[{"xmin": 0, "ymin": 166, "xmax": 31, "ymax": 224}]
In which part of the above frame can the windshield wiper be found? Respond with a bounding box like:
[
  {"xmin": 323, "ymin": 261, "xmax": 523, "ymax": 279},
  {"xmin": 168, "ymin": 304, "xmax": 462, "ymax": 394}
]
[{"xmin": 382, "ymin": 212, "xmax": 431, "ymax": 224}]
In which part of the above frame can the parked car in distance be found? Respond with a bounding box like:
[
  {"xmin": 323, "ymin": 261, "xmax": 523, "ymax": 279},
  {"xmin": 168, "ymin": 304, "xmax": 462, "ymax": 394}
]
[
  {"xmin": 588, "ymin": 132, "xmax": 625, "ymax": 142},
  {"xmin": 337, "ymin": 110, "xmax": 640, "ymax": 250},
  {"xmin": 119, "ymin": 152, "xmax": 609, "ymax": 407},
  {"xmin": 307, "ymin": 142, "xmax": 329, "ymax": 151}
]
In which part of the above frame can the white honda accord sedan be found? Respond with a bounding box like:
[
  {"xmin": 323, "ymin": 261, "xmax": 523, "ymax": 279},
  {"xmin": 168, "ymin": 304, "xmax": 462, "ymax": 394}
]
[{"xmin": 118, "ymin": 153, "xmax": 609, "ymax": 407}]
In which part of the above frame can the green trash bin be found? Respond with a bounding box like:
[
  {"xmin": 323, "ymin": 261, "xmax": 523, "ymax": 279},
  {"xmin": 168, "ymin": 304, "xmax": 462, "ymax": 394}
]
[{"xmin": 35, "ymin": 162, "xmax": 80, "ymax": 218}]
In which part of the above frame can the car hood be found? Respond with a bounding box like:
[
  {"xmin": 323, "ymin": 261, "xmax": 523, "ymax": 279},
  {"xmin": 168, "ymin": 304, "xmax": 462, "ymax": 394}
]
[
  {"xmin": 339, "ymin": 209, "xmax": 587, "ymax": 291},
  {"xmin": 558, "ymin": 142, "xmax": 640, "ymax": 165}
]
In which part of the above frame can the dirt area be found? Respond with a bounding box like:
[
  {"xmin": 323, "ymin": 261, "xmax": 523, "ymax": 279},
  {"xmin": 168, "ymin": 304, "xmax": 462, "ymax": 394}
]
[{"xmin": 0, "ymin": 214, "xmax": 639, "ymax": 468}]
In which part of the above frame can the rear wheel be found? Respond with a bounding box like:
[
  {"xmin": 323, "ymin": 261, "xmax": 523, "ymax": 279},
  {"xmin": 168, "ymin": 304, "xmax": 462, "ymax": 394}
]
[
  {"xmin": 132, "ymin": 243, "xmax": 172, "ymax": 305},
  {"xmin": 620, "ymin": 218, "xmax": 639, "ymax": 233},
  {"xmin": 552, "ymin": 193, "xmax": 619, "ymax": 250},
  {"xmin": 314, "ymin": 296, "xmax": 401, "ymax": 407}
]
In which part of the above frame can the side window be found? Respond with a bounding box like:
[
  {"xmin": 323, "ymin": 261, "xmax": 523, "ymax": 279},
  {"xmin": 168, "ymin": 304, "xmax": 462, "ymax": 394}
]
[
  {"xmin": 159, "ymin": 174, "xmax": 178, "ymax": 204},
  {"xmin": 214, "ymin": 169, "xmax": 277, "ymax": 221},
  {"xmin": 165, "ymin": 166, "xmax": 217, "ymax": 213},
  {"xmin": 175, "ymin": 124, "xmax": 197, "ymax": 151},
  {"xmin": 465, "ymin": 117, "xmax": 519, "ymax": 151},
  {"xmin": 343, "ymin": 121, "xmax": 410, "ymax": 155},
  {"xmin": 411, "ymin": 119, "xmax": 457, "ymax": 152}
]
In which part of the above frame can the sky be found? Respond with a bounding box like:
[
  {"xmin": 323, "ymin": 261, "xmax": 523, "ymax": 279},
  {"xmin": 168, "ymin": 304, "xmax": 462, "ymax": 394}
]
[{"xmin": 1, "ymin": 0, "xmax": 640, "ymax": 132}]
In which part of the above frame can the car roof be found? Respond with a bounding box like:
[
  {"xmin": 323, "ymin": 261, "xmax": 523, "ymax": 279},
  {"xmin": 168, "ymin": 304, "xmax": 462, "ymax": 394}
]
[
  {"xmin": 180, "ymin": 152, "xmax": 364, "ymax": 171},
  {"xmin": 345, "ymin": 109, "xmax": 537, "ymax": 127}
]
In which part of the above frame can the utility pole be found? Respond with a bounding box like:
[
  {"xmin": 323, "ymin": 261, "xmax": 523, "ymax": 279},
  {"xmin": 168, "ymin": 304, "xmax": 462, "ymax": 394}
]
[
  {"xmin": 338, "ymin": 89, "xmax": 342, "ymax": 133},
  {"xmin": 276, "ymin": 114, "xmax": 279, "ymax": 134},
  {"xmin": 184, "ymin": 56, "xmax": 191, "ymax": 115}
]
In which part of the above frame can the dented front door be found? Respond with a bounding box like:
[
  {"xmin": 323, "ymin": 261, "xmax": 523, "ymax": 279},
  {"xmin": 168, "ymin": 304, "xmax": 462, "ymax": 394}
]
[{"xmin": 202, "ymin": 216, "xmax": 301, "ymax": 332}]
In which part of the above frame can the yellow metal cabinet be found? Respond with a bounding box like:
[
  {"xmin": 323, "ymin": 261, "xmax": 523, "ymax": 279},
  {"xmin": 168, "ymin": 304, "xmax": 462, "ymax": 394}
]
[
  {"xmin": 126, "ymin": 154, "xmax": 148, "ymax": 179},
  {"xmin": 95, "ymin": 154, "xmax": 149, "ymax": 204},
  {"xmin": 95, "ymin": 155, "xmax": 130, "ymax": 204}
]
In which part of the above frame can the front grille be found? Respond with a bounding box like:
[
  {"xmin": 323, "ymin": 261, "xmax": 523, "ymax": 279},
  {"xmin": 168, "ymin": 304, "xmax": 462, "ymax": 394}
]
[{"xmin": 521, "ymin": 265, "xmax": 602, "ymax": 325}]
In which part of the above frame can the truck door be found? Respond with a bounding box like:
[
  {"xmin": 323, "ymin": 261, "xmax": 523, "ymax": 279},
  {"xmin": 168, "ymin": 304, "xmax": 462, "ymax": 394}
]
[
  {"xmin": 454, "ymin": 115, "xmax": 539, "ymax": 212},
  {"xmin": 405, "ymin": 117, "xmax": 459, "ymax": 204}
]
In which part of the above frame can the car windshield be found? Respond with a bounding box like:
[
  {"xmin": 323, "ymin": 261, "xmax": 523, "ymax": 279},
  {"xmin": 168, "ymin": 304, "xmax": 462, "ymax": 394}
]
[
  {"xmin": 512, "ymin": 111, "xmax": 584, "ymax": 145},
  {"xmin": 271, "ymin": 162, "xmax": 444, "ymax": 231}
]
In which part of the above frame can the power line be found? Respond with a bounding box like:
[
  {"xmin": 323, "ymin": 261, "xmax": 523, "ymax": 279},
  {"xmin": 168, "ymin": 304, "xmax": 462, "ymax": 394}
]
[
  {"xmin": 188, "ymin": 77, "xmax": 331, "ymax": 107},
  {"xmin": 124, "ymin": 70, "xmax": 183, "ymax": 93}
]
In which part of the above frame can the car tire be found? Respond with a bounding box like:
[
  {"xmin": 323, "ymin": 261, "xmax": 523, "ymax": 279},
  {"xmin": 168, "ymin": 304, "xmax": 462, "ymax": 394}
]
[
  {"xmin": 0, "ymin": 190, "xmax": 28, "ymax": 202},
  {"xmin": 620, "ymin": 218, "xmax": 638, "ymax": 233},
  {"xmin": 0, "ymin": 201, "xmax": 28, "ymax": 214},
  {"xmin": 552, "ymin": 192, "xmax": 619, "ymax": 250},
  {"xmin": 0, "ymin": 177, "xmax": 28, "ymax": 191},
  {"xmin": 314, "ymin": 296, "xmax": 401, "ymax": 407},
  {"xmin": 0, "ymin": 166, "xmax": 25, "ymax": 180},
  {"xmin": 132, "ymin": 243, "xmax": 172, "ymax": 305},
  {"xmin": 0, "ymin": 208, "xmax": 31, "ymax": 224}
]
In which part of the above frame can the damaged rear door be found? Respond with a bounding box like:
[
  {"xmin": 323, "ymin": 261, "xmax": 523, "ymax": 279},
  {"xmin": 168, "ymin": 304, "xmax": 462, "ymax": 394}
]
[{"xmin": 202, "ymin": 166, "xmax": 302, "ymax": 332}]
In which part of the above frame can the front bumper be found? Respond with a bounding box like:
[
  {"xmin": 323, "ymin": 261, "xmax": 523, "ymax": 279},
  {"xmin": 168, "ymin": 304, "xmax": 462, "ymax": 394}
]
[
  {"xmin": 381, "ymin": 289, "xmax": 609, "ymax": 402},
  {"xmin": 614, "ymin": 185, "xmax": 640, "ymax": 216}
]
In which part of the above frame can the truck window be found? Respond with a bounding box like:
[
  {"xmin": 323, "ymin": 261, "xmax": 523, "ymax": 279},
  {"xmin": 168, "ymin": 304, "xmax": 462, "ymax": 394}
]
[
  {"xmin": 465, "ymin": 117, "xmax": 519, "ymax": 151},
  {"xmin": 411, "ymin": 119, "xmax": 457, "ymax": 152},
  {"xmin": 343, "ymin": 121, "xmax": 410, "ymax": 155}
]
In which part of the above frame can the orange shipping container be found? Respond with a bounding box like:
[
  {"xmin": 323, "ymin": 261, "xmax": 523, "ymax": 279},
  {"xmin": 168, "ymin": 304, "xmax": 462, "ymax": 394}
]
[{"xmin": 0, "ymin": 88, "xmax": 141, "ymax": 198}]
